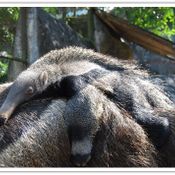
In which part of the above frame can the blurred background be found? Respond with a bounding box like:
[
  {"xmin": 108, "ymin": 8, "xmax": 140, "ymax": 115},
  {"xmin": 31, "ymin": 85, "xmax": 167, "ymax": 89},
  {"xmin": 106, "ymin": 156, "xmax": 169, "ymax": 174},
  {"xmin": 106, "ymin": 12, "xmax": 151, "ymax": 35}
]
[{"xmin": 0, "ymin": 7, "xmax": 175, "ymax": 83}]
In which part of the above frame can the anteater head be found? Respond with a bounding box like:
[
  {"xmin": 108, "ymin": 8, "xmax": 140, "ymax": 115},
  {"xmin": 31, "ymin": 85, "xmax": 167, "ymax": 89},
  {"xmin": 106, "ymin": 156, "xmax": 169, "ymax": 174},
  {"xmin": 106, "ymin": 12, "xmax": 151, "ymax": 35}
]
[{"xmin": 0, "ymin": 70, "xmax": 49, "ymax": 123}]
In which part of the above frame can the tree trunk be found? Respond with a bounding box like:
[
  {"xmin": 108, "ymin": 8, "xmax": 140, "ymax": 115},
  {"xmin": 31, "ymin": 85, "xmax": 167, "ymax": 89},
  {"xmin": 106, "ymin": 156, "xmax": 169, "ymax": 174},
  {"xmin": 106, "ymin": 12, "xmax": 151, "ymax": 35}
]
[
  {"xmin": 73, "ymin": 7, "xmax": 76, "ymax": 17},
  {"xmin": 8, "ymin": 8, "xmax": 27, "ymax": 81},
  {"xmin": 87, "ymin": 8, "xmax": 94, "ymax": 42},
  {"xmin": 59, "ymin": 7, "xmax": 67, "ymax": 20},
  {"xmin": 27, "ymin": 7, "xmax": 39, "ymax": 65}
]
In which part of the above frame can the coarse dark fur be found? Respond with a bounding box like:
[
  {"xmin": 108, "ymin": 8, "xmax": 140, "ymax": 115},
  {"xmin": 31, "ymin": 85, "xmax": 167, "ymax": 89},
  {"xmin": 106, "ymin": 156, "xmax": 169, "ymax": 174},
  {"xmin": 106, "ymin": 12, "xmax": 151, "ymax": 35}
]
[
  {"xmin": 0, "ymin": 47, "xmax": 174, "ymax": 165},
  {"xmin": 0, "ymin": 83, "xmax": 158, "ymax": 167},
  {"xmin": 0, "ymin": 83, "xmax": 71, "ymax": 167},
  {"xmin": 41, "ymin": 67, "xmax": 172, "ymax": 150}
]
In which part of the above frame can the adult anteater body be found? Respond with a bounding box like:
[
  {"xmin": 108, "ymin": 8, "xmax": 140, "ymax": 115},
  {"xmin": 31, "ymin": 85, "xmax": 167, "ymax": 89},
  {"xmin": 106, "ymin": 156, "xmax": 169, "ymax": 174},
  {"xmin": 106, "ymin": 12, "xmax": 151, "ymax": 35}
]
[
  {"xmin": 0, "ymin": 83, "xmax": 157, "ymax": 167},
  {"xmin": 43, "ymin": 67, "xmax": 173, "ymax": 150}
]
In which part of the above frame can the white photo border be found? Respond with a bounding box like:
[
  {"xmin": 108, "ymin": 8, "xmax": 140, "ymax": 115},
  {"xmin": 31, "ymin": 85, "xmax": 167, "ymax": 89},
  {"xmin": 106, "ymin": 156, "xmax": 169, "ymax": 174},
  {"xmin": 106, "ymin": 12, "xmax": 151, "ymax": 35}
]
[{"xmin": 0, "ymin": 1, "xmax": 175, "ymax": 172}]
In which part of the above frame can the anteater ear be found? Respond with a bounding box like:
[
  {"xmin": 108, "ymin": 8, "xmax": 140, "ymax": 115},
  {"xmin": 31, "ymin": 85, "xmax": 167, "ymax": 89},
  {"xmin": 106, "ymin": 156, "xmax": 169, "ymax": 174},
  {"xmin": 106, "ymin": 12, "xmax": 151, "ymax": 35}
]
[{"xmin": 39, "ymin": 71, "xmax": 48, "ymax": 87}]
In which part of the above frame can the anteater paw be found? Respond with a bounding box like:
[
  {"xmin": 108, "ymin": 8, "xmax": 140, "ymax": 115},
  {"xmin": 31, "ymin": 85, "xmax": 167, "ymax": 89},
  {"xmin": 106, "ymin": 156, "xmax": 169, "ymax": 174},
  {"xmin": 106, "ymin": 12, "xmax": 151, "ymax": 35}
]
[{"xmin": 70, "ymin": 153, "xmax": 91, "ymax": 167}]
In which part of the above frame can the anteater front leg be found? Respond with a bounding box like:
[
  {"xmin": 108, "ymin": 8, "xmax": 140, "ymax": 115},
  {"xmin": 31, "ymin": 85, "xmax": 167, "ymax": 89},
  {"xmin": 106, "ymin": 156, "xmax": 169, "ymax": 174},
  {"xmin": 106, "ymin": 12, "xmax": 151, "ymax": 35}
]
[{"xmin": 63, "ymin": 85, "xmax": 103, "ymax": 167}]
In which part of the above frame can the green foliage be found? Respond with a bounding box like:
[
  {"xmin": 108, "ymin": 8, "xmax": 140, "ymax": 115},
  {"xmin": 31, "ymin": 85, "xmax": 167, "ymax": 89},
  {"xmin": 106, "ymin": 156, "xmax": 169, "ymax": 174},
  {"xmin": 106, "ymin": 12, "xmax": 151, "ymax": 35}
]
[
  {"xmin": 0, "ymin": 7, "xmax": 19, "ymax": 82},
  {"xmin": 0, "ymin": 7, "xmax": 19, "ymax": 50},
  {"xmin": 42, "ymin": 7, "xmax": 58, "ymax": 16},
  {"xmin": 43, "ymin": 7, "xmax": 88, "ymax": 19},
  {"xmin": 111, "ymin": 7, "xmax": 175, "ymax": 41},
  {"xmin": 0, "ymin": 59, "xmax": 8, "ymax": 82}
]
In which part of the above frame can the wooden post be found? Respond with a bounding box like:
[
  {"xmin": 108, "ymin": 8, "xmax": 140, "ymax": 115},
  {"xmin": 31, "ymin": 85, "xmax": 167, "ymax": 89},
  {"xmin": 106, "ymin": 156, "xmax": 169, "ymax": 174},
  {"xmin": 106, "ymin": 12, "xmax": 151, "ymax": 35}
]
[
  {"xmin": 88, "ymin": 8, "xmax": 94, "ymax": 42},
  {"xmin": 27, "ymin": 7, "xmax": 39, "ymax": 65},
  {"xmin": 8, "ymin": 8, "xmax": 27, "ymax": 81},
  {"xmin": 8, "ymin": 7, "xmax": 40, "ymax": 81}
]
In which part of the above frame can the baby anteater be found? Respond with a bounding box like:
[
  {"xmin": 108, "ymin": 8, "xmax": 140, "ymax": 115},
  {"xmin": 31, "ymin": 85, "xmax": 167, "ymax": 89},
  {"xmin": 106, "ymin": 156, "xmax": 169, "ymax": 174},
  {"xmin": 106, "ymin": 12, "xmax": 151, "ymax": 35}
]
[{"xmin": 0, "ymin": 46, "xmax": 145, "ymax": 123}]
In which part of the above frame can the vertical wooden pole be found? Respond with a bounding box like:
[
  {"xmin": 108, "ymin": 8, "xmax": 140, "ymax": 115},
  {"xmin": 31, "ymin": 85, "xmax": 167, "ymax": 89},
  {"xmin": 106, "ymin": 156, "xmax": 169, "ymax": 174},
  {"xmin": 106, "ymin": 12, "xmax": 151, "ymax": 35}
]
[
  {"xmin": 8, "ymin": 8, "xmax": 27, "ymax": 81},
  {"xmin": 27, "ymin": 7, "xmax": 39, "ymax": 65},
  {"xmin": 87, "ymin": 8, "xmax": 94, "ymax": 42}
]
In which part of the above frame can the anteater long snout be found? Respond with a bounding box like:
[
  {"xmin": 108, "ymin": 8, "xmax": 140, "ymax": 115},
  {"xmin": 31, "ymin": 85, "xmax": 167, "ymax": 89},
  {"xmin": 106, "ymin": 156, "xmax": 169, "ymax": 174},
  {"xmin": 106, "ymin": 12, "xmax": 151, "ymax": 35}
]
[
  {"xmin": 0, "ymin": 88, "xmax": 24, "ymax": 125},
  {"xmin": 0, "ymin": 99, "xmax": 18, "ymax": 124}
]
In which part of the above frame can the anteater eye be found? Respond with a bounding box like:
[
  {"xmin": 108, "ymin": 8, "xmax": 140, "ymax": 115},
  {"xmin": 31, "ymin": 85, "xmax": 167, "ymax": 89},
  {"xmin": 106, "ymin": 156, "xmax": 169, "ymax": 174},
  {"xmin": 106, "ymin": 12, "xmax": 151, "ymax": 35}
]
[{"xmin": 26, "ymin": 86, "xmax": 34, "ymax": 95}]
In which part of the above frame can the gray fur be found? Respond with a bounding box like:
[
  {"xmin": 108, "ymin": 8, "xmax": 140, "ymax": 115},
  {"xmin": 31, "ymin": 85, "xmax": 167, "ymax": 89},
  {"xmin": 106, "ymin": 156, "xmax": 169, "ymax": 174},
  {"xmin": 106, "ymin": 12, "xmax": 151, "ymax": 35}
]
[
  {"xmin": 0, "ymin": 84, "xmax": 157, "ymax": 167},
  {"xmin": 87, "ymin": 69, "xmax": 174, "ymax": 148},
  {"xmin": 0, "ymin": 99, "xmax": 70, "ymax": 167},
  {"xmin": 0, "ymin": 84, "xmax": 70, "ymax": 167},
  {"xmin": 59, "ymin": 66, "xmax": 175, "ymax": 165},
  {"xmin": 0, "ymin": 59, "xmax": 103, "ymax": 121},
  {"xmin": 0, "ymin": 47, "xmax": 174, "ymax": 166},
  {"xmin": 0, "ymin": 46, "xmax": 147, "ymax": 121},
  {"xmin": 0, "ymin": 47, "xmax": 126, "ymax": 165}
]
